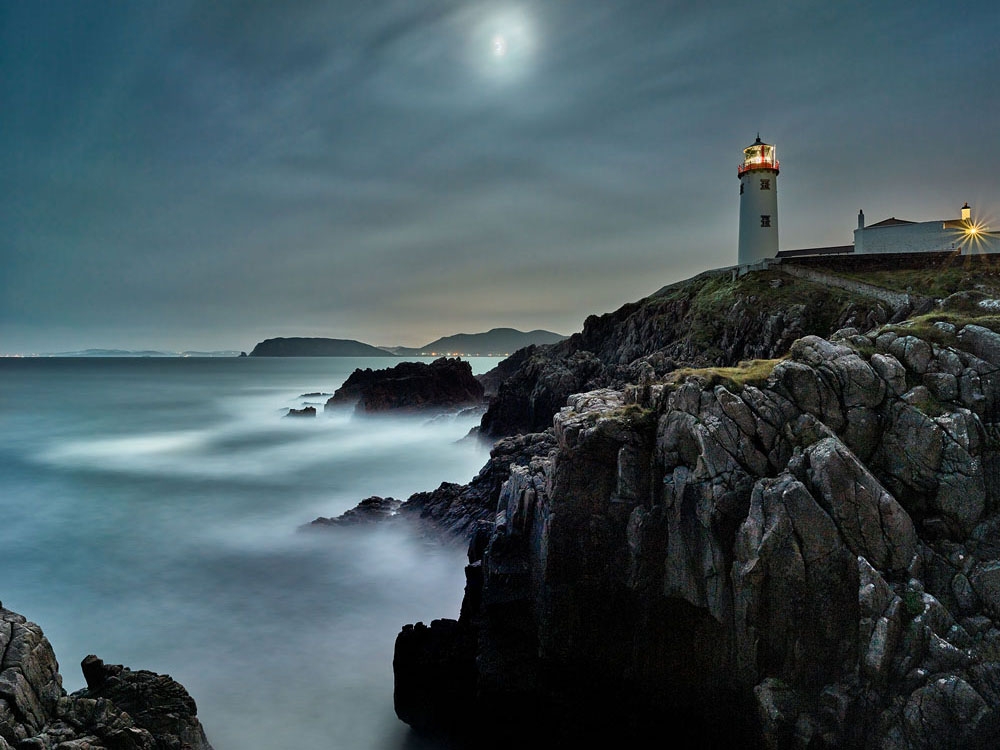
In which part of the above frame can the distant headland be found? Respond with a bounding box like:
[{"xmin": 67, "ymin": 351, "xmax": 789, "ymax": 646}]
[
  {"xmin": 1, "ymin": 349, "xmax": 243, "ymax": 358},
  {"xmin": 249, "ymin": 328, "xmax": 566, "ymax": 358},
  {"xmin": 384, "ymin": 327, "xmax": 565, "ymax": 357},
  {"xmin": 248, "ymin": 337, "xmax": 394, "ymax": 357}
]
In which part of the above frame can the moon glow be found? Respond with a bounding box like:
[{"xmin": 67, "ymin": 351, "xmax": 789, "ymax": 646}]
[{"xmin": 466, "ymin": 7, "xmax": 536, "ymax": 83}]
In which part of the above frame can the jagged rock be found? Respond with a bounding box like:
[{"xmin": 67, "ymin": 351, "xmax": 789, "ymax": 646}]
[
  {"xmin": 477, "ymin": 270, "xmax": 891, "ymax": 438},
  {"xmin": 952, "ymin": 573, "xmax": 979, "ymax": 614},
  {"xmin": 924, "ymin": 372, "xmax": 958, "ymax": 401},
  {"xmin": 308, "ymin": 496, "xmax": 401, "ymax": 527},
  {"xmin": 393, "ymin": 620, "xmax": 476, "ymax": 734},
  {"xmin": 733, "ymin": 474, "xmax": 858, "ymax": 688},
  {"xmin": 394, "ymin": 315, "xmax": 1000, "ymax": 748},
  {"xmin": 900, "ymin": 676, "xmax": 995, "ymax": 750},
  {"xmin": 754, "ymin": 677, "xmax": 806, "ymax": 750},
  {"xmin": 889, "ymin": 335, "xmax": 933, "ymax": 375},
  {"xmin": 803, "ymin": 437, "xmax": 917, "ymax": 572},
  {"xmin": 958, "ymin": 324, "xmax": 1000, "ymax": 366},
  {"xmin": 325, "ymin": 357, "xmax": 484, "ymax": 413},
  {"xmin": 285, "ymin": 406, "xmax": 315, "ymax": 417},
  {"xmin": 318, "ymin": 432, "xmax": 558, "ymax": 540},
  {"xmin": 75, "ymin": 655, "xmax": 212, "ymax": 750},
  {"xmin": 971, "ymin": 562, "xmax": 1000, "ymax": 619},
  {"xmin": 0, "ymin": 607, "xmax": 211, "ymax": 750},
  {"xmin": 857, "ymin": 556, "xmax": 907, "ymax": 687}
]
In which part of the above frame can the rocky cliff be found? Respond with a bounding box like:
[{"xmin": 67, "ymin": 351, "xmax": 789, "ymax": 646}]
[
  {"xmin": 0, "ymin": 604, "xmax": 212, "ymax": 750},
  {"xmin": 392, "ymin": 268, "xmax": 1000, "ymax": 748},
  {"xmin": 478, "ymin": 269, "xmax": 910, "ymax": 437}
]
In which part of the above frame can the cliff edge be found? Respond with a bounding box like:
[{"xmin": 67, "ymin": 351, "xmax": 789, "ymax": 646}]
[{"xmin": 392, "ymin": 264, "xmax": 1000, "ymax": 748}]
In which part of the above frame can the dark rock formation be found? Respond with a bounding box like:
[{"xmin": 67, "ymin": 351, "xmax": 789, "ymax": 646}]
[
  {"xmin": 248, "ymin": 337, "xmax": 392, "ymax": 357},
  {"xmin": 309, "ymin": 496, "xmax": 401, "ymax": 527},
  {"xmin": 285, "ymin": 406, "xmax": 316, "ymax": 417},
  {"xmin": 325, "ymin": 357, "xmax": 484, "ymax": 414},
  {"xmin": 393, "ymin": 619, "xmax": 477, "ymax": 736},
  {"xmin": 312, "ymin": 433, "xmax": 555, "ymax": 538},
  {"xmin": 479, "ymin": 269, "xmax": 895, "ymax": 437},
  {"xmin": 0, "ymin": 604, "xmax": 212, "ymax": 750},
  {"xmin": 397, "ymin": 432, "xmax": 556, "ymax": 537},
  {"xmin": 394, "ymin": 318, "xmax": 1000, "ymax": 748},
  {"xmin": 475, "ymin": 345, "xmax": 539, "ymax": 399}
]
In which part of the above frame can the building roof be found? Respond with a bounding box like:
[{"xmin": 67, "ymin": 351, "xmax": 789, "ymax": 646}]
[
  {"xmin": 866, "ymin": 217, "xmax": 916, "ymax": 228},
  {"xmin": 776, "ymin": 245, "xmax": 854, "ymax": 258}
]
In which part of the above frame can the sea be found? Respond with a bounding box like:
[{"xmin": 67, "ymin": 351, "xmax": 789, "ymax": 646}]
[{"xmin": 0, "ymin": 356, "xmax": 501, "ymax": 749}]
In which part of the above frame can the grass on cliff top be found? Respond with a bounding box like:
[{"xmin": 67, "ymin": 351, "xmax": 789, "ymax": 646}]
[
  {"xmin": 658, "ymin": 269, "xmax": 860, "ymax": 311},
  {"xmin": 827, "ymin": 264, "xmax": 1000, "ymax": 299},
  {"xmin": 666, "ymin": 358, "xmax": 784, "ymax": 392},
  {"xmin": 654, "ymin": 270, "xmax": 884, "ymax": 361},
  {"xmin": 885, "ymin": 311, "xmax": 1000, "ymax": 346}
]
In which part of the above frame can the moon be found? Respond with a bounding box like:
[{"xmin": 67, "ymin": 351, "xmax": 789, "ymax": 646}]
[{"xmin": 465, "ymin": 7, "xmax": 536, "ymax": 83}]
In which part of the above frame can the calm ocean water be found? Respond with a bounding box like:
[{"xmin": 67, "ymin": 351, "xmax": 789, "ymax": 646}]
[{"xmin": 0, "ymin": 356, "xmax": 500, "ymax": 749}]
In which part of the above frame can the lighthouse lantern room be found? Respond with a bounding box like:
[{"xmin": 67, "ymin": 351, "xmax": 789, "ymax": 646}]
[{"xmin": 738, "ymin": 135, "xmax": 780, "ymax": 265}]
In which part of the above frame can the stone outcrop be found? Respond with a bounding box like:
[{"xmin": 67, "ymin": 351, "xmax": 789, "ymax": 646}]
[
  {"xmin": 479, "ymin": 270, "xmax": 894, "ymax": 437},
  {"xmin": 312, "ymin": 432, "xmax": 556, "ymax": 538},
  {"xmin": 0, "ymin": 605, "xmax": 212, "ymax": 750},
  {"xmin": 309, "ymin": 496, "xmax": 401, "ymax": 527},
  {"xmin": 394, "ymin": 317, "xmax": 1000, "ymax": 748},
  {"xmin": 325, "ymin": 357, "xmax": 484, "ymax": 414}
]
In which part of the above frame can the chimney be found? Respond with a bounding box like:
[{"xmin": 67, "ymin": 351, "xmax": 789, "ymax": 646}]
[
  {"xmin": 858, "ymin": 209, "xmax": 865, "ymax": 229},
  {"xmin": 962, "ymin": 202, "xmax": 971, "ymax": 221}
]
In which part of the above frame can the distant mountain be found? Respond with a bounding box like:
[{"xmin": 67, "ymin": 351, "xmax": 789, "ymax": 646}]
[
  {"xmin": 39, "ymin": 349, "xmax": 242, "ymax": 357},
  {"xmin": 248, "ymin": 337, "xmax": 394, "ymax": 357},
  {"xmin": 180, "ymin": 350, "xmax": 243, "ymax": 358},
  {"xmin": 387, "ymin": 328, "xmax": 567, "ymax": 357},
  {"xmin": 55, "ymin": 349, "xmax": 173, "ymax": 357}
]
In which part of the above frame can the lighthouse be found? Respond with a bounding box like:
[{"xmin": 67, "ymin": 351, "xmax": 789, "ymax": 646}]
[{"xmin": 738, "ymin": 135, "xmax": 779, "ymax": 265}]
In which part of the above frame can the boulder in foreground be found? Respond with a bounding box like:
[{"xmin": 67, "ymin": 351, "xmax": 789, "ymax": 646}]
[{"xmin": 0, "ymin": 603, "xmax": 213, "ymax": 750}]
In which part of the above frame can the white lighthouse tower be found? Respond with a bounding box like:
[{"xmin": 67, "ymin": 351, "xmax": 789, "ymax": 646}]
[{"xmin": 738, "ymin": 135, "xmax": 780, "ymax": 265}]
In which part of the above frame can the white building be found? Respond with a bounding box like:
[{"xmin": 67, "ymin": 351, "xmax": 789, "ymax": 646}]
[
  {"xmin": 736, "ymin": 137, "xmax": 998, "ymax": 262},
  {"xmin": 737, "ymin": 135, "xmax": 779, "ymax": 265},
  {"xmin": 854, "ymin": 203, "xmax": 997, "ymax": 255}
]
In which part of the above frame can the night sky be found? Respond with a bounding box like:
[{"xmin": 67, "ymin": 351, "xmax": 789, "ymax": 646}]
[{"xmin": 3, "ymin": 1, "xmax": 998, "ymax": 353}]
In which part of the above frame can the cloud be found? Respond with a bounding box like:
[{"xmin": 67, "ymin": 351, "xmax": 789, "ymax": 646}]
[{"xmin": 1, "ymin": 1, "xmax": 999, "ymax": 352}]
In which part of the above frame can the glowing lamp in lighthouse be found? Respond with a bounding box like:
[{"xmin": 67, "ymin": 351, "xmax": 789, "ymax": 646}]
[{"xmin": 738, "ymin": 135, "xmax": 780, "ymax": 265}]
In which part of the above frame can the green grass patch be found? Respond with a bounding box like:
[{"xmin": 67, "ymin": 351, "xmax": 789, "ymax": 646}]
[
  {"xmin": 667, "ymin": 358, "xmax": 784, "ymax": 392},
  {"xmin": 603, "ymin": 403, "xmax": 658, "ymax": 431},
  {"xmin": 885, "ymin": 311, "xmax": 1000, "ymax": 347},
  {"xmin": 830, "ymin": 266, "xmax": 1000, "ymax": 299},
  {"xmin": 665, "ymin": 270, "xmax": 881, "ymax": 359}
]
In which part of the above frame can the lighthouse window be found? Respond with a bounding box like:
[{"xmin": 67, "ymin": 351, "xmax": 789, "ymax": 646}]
[
  {"xmin": 760, "ymin": 179, "xmax": 771, "ymax": 190},
  {"xmin": 760, "ymin": 215, "xmax": 771, "ymax": 227},
  {"xmin": 740, "ymin": 183, "xmax": 744, "ymax": 194}
]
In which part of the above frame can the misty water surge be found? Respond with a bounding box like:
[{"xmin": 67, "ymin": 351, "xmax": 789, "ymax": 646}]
[{"xmin": 0, "ymin": 357, "xmax": 500, "ymax": 749}]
